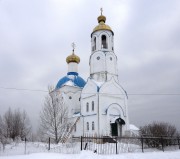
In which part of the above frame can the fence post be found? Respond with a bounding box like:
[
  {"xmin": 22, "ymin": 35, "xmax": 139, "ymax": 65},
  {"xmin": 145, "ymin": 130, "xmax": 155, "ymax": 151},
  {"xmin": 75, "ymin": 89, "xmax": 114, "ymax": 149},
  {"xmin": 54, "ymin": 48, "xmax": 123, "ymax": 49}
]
[
  {"xmin": 81, "ymin": 136, "xmax": 82, "ymax": 151},
  {"xmin": 24, "ymin": 137, "xmax": 27, "ymax": 154},
  {"xmin": 141, "ymin": 136, "xmax": 144, "ymax": 153},
  {"xmin": 116, "ymin": 137, "xmax": 118, "ymax": 154},
  {"xmin": 48, "ymin": 137, "xmax": 50, "ymax": 151},
  {"xmin": 161, "ymin": 136, "xmax": 164, "ymax": 152},
  {"xmin": 178, "ymin": 137, "xmax": 180, "ymax": 149}
]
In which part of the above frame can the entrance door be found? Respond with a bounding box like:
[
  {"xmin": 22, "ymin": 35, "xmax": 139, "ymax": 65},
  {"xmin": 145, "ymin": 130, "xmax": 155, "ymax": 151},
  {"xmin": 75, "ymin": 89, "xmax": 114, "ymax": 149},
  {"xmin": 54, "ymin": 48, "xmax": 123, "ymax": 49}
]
[{"xmin": 111, "ymin": 123, "xmax": 118, "ymax": 136}]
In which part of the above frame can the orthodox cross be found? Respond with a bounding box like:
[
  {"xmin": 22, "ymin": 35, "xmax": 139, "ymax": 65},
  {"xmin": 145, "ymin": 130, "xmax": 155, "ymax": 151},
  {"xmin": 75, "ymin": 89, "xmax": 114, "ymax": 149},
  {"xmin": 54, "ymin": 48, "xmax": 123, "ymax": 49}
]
[
  {"xmin": 71, "ymin": 42, "xmax": 76, "ymax": 53},
  {"xmin": 100, "ymin": 8, "xmax": 103, "ymax": 15}
]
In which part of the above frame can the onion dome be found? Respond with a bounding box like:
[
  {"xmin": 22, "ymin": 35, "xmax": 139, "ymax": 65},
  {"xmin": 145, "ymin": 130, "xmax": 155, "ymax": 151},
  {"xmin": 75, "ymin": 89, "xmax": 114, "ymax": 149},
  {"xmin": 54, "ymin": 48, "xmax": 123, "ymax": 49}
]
[
  {"xmin": 56, "ymin": 72, "xmax": 86, "ymax": 89},
  {"xmin": 92, "ymin": 9, "xmax": 114, "ymax": 36},
  {"xmin": 66, "ymin": 51, "xmax": 80, "ymax": 64}
]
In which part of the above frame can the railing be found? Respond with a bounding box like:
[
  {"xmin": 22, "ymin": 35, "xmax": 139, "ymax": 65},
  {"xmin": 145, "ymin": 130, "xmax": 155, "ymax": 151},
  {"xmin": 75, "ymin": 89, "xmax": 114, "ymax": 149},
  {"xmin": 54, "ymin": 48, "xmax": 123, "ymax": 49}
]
[
  {"xmin": 79, "ymin": 136, "xmax": 180, "ymax": 154},
  {"xmin": 1, "ymin": 136, "xmax": 179, "ymax": 155}
]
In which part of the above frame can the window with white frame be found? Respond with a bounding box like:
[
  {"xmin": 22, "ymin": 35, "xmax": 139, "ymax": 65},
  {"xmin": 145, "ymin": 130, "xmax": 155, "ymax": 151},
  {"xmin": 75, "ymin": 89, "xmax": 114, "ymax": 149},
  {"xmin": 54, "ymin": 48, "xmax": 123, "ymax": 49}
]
[
  {"xmin": 74, "ymin": 123, "xmax": 76, "ymax": 132},
  {"xmin": 86, "ymin": 102, "xmax": 89, "ymax": 112},
  {"xmin": 92, "ymin": 37, "xmax": 96, "ymax": 51},
  {"xmin": 92, "ymin": 101, "xmax": 94, "ymax": 111},
  {"xmin": 92, "ymin": 121, "xmax": 95, "ymax": 130},
  {"xmin": 87, "ymin": 122, "xmax": 89, "ymax": 131},
  {"xmin": 101, "ymin": 35, "xmax": 107, "ymax": 49}
]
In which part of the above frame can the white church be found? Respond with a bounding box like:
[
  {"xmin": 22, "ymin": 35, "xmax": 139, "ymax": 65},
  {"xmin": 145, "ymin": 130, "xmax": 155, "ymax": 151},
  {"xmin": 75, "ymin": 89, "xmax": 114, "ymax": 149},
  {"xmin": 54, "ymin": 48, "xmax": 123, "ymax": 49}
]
[{"xmin": 52, "ymin": 11, "xmax": 130, "ymax": 138}]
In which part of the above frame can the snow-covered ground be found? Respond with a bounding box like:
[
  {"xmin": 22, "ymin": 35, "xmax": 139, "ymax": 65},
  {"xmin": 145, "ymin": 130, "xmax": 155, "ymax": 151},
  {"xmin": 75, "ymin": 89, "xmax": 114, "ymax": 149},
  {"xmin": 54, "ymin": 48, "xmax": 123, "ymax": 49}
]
[
  {"xmin": 1, "ymin": 141, "xmax": 180, "ymax": 159},
  {"xmin": 0, "ymin": 150, "xmax": 180, "ymax": 159}
]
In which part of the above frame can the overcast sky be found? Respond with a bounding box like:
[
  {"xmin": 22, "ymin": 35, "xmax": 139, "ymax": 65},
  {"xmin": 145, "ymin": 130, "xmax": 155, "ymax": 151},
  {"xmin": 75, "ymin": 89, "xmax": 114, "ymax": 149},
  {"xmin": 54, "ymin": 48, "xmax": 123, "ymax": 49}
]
[{"xmin": 0, "ymin": 0, "xmax": 180, "ymax": 132}]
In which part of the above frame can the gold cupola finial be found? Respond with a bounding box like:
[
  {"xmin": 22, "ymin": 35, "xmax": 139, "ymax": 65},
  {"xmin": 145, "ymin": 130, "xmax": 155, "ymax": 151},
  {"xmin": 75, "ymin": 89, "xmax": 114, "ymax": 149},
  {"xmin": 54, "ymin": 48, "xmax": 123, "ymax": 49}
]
[
  {"xmin": 98, "ymin": 8, "xmax": 106, "ymax": 23},
  {"xmin": 92, "ymin": 8, "xmax": 113, "ymax": 36},
  {"xmin": 66, "ymin": 42, "xmax": 80, "ymax": 64}
]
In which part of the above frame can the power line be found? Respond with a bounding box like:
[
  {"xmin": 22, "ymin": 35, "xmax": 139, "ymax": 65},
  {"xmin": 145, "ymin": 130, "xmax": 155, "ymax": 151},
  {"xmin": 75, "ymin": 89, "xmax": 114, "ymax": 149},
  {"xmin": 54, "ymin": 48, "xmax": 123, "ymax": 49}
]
[
  {"xmin": 0, "ymin": 87, "xmax": 48, "ymax": 92},
  {"xmin": 0, "ymin": 86, "xmax": 180, "ymax": 96}
]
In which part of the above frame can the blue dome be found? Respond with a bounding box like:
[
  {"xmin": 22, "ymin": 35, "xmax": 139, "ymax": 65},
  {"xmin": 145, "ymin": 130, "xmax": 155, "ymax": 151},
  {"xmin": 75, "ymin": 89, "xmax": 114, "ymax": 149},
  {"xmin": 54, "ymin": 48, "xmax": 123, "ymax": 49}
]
[{"xmin": 56, "ymin": 72, "xmax": 86, "ymax": 89}]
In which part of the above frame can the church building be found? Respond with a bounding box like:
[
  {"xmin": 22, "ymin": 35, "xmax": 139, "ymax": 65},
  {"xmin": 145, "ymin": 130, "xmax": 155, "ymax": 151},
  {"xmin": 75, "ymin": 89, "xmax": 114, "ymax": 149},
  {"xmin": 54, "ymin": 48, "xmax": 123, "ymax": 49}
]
[{"xmin": 53, "ymin": 11, "xmax": 129, "ymax": 138}]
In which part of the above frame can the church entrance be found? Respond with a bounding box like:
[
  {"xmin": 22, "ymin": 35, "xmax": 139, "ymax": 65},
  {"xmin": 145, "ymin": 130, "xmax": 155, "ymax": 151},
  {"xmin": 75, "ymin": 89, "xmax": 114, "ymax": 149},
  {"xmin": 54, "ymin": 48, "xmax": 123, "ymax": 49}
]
[
  {"xmin": 111, "ymin": 123, "xmax": 118, "ymax": 136},
  {"xmin": 110, "ymin": 118, "xmax": 125, "ymax": 137}
]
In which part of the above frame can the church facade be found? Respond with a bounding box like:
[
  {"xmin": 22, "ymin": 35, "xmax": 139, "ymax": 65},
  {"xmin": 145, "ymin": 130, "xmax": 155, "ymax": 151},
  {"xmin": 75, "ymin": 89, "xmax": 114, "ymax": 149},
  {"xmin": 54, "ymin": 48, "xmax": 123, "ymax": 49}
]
[{"xmin": 53, "ymin": 12, "xmax": 129, "ymax": 138}]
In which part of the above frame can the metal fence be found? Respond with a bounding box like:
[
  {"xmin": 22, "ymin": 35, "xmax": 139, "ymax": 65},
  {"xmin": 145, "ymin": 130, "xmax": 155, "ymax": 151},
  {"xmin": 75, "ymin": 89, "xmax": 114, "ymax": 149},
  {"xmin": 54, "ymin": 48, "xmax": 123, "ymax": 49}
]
[
  {"xmin": 79, "ymin": 136, "xmax": 180, "ymax": 154},
  {"xmin": 1, "ymin": 136, "xmax": 180, "ymax": 155}
]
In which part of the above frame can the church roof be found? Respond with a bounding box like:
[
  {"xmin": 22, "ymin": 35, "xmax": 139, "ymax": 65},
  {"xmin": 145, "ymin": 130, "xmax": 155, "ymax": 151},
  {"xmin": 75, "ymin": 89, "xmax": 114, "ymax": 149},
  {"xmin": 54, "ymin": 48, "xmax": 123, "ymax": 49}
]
[
  {"xmin": 91, "ymin": 9, "xmax": 114, "ymax": 36},
  {"xmin": 56, "ymin": 72, "xmax": 86, "ymax": 89}
]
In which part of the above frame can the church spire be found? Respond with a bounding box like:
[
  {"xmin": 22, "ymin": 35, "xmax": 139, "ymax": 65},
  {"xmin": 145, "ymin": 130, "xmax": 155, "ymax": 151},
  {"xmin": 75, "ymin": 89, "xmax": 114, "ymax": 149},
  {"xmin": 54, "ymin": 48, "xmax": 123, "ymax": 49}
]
[
  {"xmin": 89, "ymin": 10, "xmax": 117, "ymax": 82},
  {"xmin": 97, "ymin": 8, "xmax": 106, "ymax": 23},
  {"xmin": 91, "ymin": 8, "xmax": 113, "ymax": 35}
]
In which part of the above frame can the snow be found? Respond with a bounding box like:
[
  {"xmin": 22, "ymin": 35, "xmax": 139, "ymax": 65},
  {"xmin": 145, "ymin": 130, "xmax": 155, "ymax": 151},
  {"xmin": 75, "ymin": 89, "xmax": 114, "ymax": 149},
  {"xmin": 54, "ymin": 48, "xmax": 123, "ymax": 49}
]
[
  {"xmin": 1, "ymin": 142, "xmax": 180, "ymax": 159},
  {"xmin": 129, "ymin": 124, "xmax": 140, "ymax": 131},
  {"xmin": 73, "ymin": 112, "xmax": 81, "ymax": 117},
  {"xmin": 64, "ymin": 80, "xmax": 74, "ymax": 86},
  {"xmin": 1, "ymin": 150, "xmax": 180, "ymax": 159},
  {"xmin": 92, "ymin": 79, "xmax": 104, "ymax": 87}
]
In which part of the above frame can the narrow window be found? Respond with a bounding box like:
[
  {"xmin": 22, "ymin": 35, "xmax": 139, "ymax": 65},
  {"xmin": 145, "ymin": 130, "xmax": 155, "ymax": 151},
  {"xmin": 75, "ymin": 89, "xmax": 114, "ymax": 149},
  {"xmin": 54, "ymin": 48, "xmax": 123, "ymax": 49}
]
[
  {"xmin": 94, "ymin": 37, "xmax": 96, "ymax": 51},
  {"xmin": 92, "ymin": 101, "xmax": 94, "ymax": 111},
  {"xmin": 102, "ymin": 35, "xmax": 107, "ymax": 49},
  {"xmin": 92, "ymin": 121, "xmax": 95, "ymax": 130},
  {"xmin": 92, "ymin": 37, "xmax": 96, "ymax": 51},
  {"xmin": 74, "ymin": 123, "xmax": 76, "ymax": 132},
  {"xmin": 86, "ymin": 102, "xmax": 89, "ymax": 112},
  {"xmin": 87, "ymin": 122, "xmax": 89, "ymax": 131}
]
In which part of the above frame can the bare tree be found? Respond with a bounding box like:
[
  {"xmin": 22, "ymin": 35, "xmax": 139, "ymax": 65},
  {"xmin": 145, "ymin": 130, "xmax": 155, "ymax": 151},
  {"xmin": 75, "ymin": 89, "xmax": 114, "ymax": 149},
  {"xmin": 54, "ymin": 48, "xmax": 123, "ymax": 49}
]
[
  {"xmin": 140, "ymin": 121, "xmax": 177, "ymax": 147},
  {"xmin": 0, "ymin": 108, "xmax": 31, "ymax": 141},
  {"xmin": 39, "ymin": 88, "xmax": 70, "ymax": 144},
  {"xmin": 140, "ymin": 121, "xmax": 177, "ymax": 137},
  {"xmin": 3, "ymin": 108, "xmax": 13, "ymax": 138},
  {"xmin": 19, "ymin": 111, "xmax": 31, "ymax": 139}
]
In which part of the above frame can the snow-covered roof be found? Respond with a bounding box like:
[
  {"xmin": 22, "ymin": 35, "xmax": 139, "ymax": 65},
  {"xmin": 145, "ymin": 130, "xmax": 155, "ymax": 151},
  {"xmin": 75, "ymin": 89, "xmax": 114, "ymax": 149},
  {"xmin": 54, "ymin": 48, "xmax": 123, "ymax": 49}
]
[
  {"xmin": 56, "ymin": 72, "xmax": 86, "ymax": 89},
  {"xmin": 92, "ymin": 79, "xmax": 104, "ymax": 87},
  {"xmin": 129, "ymin": 124, "xmax": 140, "ymax": 131}
]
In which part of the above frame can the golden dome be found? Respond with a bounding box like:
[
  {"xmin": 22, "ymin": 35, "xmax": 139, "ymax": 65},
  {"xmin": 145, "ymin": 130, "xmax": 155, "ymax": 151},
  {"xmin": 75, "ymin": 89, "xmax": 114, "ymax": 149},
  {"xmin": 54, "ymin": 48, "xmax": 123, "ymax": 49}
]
[
  {"xmin": 98, "ymin": 15, "xmax": 106, "ymax": 23},
  {"xmin": 92, "ymin": 12, "xmax": 113, "ymax": 35},
  {"xmin": 66, "ymin": 52, "xmax": 80, "ymax": 64}
]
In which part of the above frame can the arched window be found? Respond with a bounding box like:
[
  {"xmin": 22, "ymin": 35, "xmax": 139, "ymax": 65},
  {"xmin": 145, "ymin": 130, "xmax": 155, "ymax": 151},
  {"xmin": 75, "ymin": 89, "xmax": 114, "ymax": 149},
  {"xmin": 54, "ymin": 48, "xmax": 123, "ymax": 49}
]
[
  {"xmin": 87, "ymin": 122, "xmax": 89, "ymax": 131},
  {"xmin": 101, "ymin": 35, "xmax": 107, "ymax": 49},
  {"xmin": 86, "ymin": 102, "xmax": 89, "ymax": 112},
  {"xmin": 92, "ymin": 37, "xmax": 96, "ymax": 51},
  {"xmin": 92, "ymin": 121, "xmax": 95, "ymax": 130},
  {"xmin": 92, "ymin": 101, "xmax": 94, "ymax": 111}
]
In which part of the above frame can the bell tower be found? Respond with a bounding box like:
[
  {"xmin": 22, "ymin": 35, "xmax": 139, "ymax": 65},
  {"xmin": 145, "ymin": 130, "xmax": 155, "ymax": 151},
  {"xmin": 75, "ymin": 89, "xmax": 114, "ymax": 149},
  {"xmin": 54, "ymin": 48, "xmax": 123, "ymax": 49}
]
[
  {"xmin": 81, "ymin": 9, "xmax": 129, "ymax": 137},
  {"xmin": 90, "ymin": 9, "xmax": 118, "ymax": 82}
]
